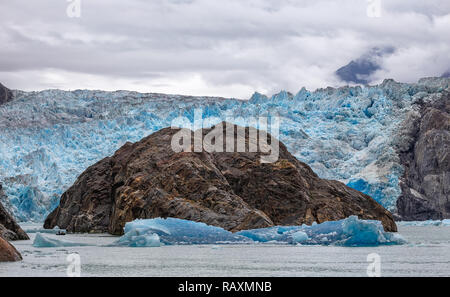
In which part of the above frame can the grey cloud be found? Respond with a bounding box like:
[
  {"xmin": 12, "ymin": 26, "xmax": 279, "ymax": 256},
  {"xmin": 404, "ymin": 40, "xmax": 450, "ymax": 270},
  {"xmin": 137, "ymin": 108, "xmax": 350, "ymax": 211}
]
[{"xmin": 0, "ymin": 0, "xmax": 449, "ymax": 97}]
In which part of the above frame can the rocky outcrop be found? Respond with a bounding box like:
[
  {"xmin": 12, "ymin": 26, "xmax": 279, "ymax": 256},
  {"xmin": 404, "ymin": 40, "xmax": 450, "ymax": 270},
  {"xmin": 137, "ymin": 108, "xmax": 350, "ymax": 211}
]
[
  {"xmin": 45, "ymin": 123, "xmax": 397, "ymax": 234},
  {"xmin": 0, "ymin": 237, "xmax": 22, "ymax": 262},
  {"xmin": 397, "ymin": 92, "xmax": 450, "ymax": 220},
  {"xmin": 0, "ymin": 83, "xmax": 13, "ymax": 105},
  {"xmin": 0, "ymin": 184, "xmax": 29, "ymax": 241}
]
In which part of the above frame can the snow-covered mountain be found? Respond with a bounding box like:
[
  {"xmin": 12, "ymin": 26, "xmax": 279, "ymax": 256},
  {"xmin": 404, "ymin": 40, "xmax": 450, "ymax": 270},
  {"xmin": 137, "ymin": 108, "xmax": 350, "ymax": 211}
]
[{"xmin": 0, "ymin": 77, "xmax": 449, "ymax": 221}]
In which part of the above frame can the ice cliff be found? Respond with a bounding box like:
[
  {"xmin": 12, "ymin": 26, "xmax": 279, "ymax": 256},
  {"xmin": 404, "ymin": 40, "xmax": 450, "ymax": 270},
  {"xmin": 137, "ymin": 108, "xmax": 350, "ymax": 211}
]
[{"xmin": 0, "ymin": 78, "xmax": 449, "ymax": 221}]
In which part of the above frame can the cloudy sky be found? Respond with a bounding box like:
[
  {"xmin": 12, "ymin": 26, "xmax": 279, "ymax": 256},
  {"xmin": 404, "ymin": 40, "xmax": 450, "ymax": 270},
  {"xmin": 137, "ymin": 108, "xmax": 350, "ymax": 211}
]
[{"xmin": 1, "ymin": 0, "xmax": 449, "ymax": 98}]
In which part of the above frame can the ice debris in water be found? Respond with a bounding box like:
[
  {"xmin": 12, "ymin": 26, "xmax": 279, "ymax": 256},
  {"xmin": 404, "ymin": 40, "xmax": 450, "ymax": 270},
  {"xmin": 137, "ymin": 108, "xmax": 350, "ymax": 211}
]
[
  {"xmin": 397, "ymin": 220, "xmax": 450, "ymax": 227},
  {"xmin": 238, "ymin": 216, "xmax": 406, "ymax": 246},
  {"xmin": 291, "ymin": 231, "xmax": 309, "ymax": 243},
  {"xmin": 113, "ymin": 229, "xmax": 161, "ymax": 247},
  {"xmin": 114, "ymin": 216, "xmax": 406, "ymax": 247},
  {"xmin": 19, "ymin": 223, "xmax": 66, "ymax": 234},
  {"xmin": 32, "ymin": 233, "xmax": 89, "ymax": 248}
]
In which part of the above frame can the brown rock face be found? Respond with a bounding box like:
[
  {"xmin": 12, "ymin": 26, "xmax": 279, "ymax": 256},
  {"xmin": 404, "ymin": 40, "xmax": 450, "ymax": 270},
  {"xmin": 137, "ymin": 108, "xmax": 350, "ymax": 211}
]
[
  {"xmin": 0, "ymin": 83, "xmax": 13, "ymax": 105},
  {"xmin": 0, "ymin": 184, "xmax": 29, "ymax": 241},
  {"xmin": 397, "ymin": 92, "xmax": 450, "ymax": 220},
  {"xmin": 45, "ymin": 123, "xmax": 397, "ymax": 234},
  {"xmin": 0, "ymin": 237, "xmax": 22, "ymax": 262}
]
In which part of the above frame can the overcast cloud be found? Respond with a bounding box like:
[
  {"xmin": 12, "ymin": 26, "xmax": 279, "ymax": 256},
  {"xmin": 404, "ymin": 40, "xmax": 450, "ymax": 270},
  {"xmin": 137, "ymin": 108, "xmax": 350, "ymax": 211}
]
[{"xmin": 1, "ymin": 0, "xmax": 449, "ymax": 98}]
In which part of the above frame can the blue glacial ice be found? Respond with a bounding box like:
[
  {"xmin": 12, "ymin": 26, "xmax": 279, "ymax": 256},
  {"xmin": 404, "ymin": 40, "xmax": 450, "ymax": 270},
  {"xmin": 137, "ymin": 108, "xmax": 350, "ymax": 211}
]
[
  {"xmin": 113, "ymin": 216, "xmax": 406, "ymax": 247},
  {"xmin": 237, "ymin": 216, "xmax": 406, "ymax": 246},
  {"xmin": 0, "ymin": 78, "xmax": 449, "ymax": 220},
  {"xmin": 112, "ymin": 218, "xmax": 251, "ymax": 246},
  {"xmin": 32, "ymin": 232, "xmax": 89, "ymax": 248},
  {"xmin": 113, "ymin": 229, "xmax": 161, "ymax": 247}
]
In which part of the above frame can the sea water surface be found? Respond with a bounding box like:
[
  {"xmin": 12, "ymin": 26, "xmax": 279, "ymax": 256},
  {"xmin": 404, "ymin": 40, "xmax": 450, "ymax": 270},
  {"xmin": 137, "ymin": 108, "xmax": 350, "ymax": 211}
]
[{"xmin": 1, "ymin": 225, "xmax": 449, "ymax": 277}]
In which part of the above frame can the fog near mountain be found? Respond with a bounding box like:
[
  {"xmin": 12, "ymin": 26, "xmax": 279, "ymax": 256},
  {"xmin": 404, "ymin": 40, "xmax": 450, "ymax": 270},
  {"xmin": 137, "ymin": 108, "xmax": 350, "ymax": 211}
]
[{"xmin": 335, "ymin": 47, "xmax": 395, "ymax": 84}]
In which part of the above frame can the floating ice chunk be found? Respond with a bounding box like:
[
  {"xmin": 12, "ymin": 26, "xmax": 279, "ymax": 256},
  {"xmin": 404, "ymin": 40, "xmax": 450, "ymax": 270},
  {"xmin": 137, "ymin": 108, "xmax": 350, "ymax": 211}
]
[
  {"xmin": 113, "ymin": 228, "xmax": 161, "ymax": 247},
  {"xmin": 114, "ymin": 218, "xmax": 251, "ymax": 246},
  {"xmin": 237, "ymin": 216, "xmax": 406, "ymax": 246},
  {"xmin": 123, "ymin": 219, "xmax": 171, "ymax": 236},
  {"xmin": 32, "ymin": 233, "xmax": 89, "ymax": 248},
  {"xmin": 236, "ymin": 226, "xmax": 295, "ymax": 243},
  {"xmin": 291, "ymin": 231, "xmax": 309, "ymax": 243},
  {"xmin": 20, "ymin": 222, "xmax": 61, "ymax": 234},
  {"xmin": 338, "ymin": 216, "xmax": 402, "ymax": 246}
]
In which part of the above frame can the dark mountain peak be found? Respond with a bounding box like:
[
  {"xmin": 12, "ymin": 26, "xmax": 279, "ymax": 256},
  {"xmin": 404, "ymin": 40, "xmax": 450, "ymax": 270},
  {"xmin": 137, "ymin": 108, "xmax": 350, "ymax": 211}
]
[{"xmin": 336, "ymin": 47, "xmax": 395, "ymax": 84}]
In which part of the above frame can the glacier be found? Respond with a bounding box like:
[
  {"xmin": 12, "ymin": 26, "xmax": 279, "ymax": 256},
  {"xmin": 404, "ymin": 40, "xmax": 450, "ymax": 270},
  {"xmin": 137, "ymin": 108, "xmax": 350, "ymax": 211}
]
[
  {"xmin": 0, "ymin": 78, "xmax": 449, "ymax": 221},
  {"xmin": 112, "ymin": 216, "xmax": 406, "ymax": 247}
]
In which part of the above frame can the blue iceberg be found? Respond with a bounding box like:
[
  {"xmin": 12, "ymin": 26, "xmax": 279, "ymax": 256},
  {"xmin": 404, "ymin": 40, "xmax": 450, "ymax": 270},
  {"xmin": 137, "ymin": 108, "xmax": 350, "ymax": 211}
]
[
  {"xmin": 237, "ymin": 216, "xmax": 406, "ymax": 246},
  {"xmin": 114, "ymin": 216, "xmax": 406, "ymax": 247},
  {"xmin": 32, "ymin": 233, "xmax": 89, "ymax": 248},
  {"xmin": 291, "ymin": 231, "xmax": 309, "ymax": 243},
  {"xmin": 112, "ymin": 218, "xmax": 252, "ymax": 246},
  {"xmin": 113, "ymin": 228, "xmax": 161, "ymax": 247}
]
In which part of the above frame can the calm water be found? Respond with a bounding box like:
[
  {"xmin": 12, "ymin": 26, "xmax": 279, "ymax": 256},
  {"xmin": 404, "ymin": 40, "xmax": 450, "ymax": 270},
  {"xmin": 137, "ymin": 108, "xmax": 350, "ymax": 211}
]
[{"xmin": 1, "ymin": 226, "xmax": 449, "ymax": 277}]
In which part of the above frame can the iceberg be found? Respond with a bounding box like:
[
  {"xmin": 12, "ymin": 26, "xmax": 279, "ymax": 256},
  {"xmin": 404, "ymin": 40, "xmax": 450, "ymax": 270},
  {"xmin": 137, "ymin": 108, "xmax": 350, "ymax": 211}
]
[
  {"xmin": 32, "ymin": 233, "xmax": 89, "ymax": 248},
  {"xmin": 237, "ymin": 216, "xmax": 406, "ymax": 246},
  {"xmin": 114, "ymin": 228, "xmax": 161, "ymax": 247},
  {"xmin": 114, "ymin": 216, "xmax": 406, "ymax": 247},
  {"xmin": 112, "ymin": 218, "xmax": 251, "ymax": 246},
  {"xmin": 291, "ymin": 231, "xmax": 309, "ymax": 243}
]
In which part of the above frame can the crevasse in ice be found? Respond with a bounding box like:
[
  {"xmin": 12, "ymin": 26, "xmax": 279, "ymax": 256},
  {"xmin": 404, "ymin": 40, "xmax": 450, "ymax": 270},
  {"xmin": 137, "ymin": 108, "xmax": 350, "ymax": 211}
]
[
  {"xmin": 0, "ymin": 78, "xmax": 449, "ymax": 221},
  {"xmin": 113, "ymin": 216, "xmax": 406, "ymax": 247}
]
